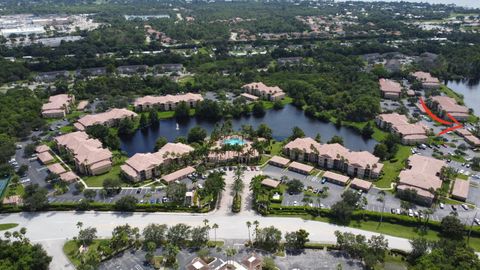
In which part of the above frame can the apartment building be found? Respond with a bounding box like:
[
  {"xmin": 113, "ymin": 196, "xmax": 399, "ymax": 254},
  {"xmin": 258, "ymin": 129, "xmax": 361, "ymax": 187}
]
[
  {"xmin": 429, "ymin": 96, "xmax": 470, "ymax": 121},
  {"xmin": 379, "ymin": 78, "xmax": 402, "ymax": 100},
  {"xmin": 283, "ymin": 137, "xmax": 383, "ymax": 179},
  {"xmin": 397, "ymin": 155, "xmax": 446, "ymax": 205},
  {"xmin": 74, "ymin": 108, "xmax": 137, "ymax": 131},
  {"xmin": 133, "ymin": 93, "xmax": 203, "ymax": 111},
  {"xmin": 376, "ymin": 113, "xmax": 428, "ymax": 145},
  {"xmin": 54, "ymin": 131, "xmax": 113, "ymax": 176},
  {"xmin": 242, "ymin": 82, "xmax": 285, "ymax": 101},
  {"xmin": 121, "ymin": 143, "xmax": 194, "ymax": 182},
  {"xmin": 41, "ymin": 94, "xmax": 75, "ymax": 118},
  {"xmin": 411, "ymin": 71, "xmax": 441, "ymax": 89}
]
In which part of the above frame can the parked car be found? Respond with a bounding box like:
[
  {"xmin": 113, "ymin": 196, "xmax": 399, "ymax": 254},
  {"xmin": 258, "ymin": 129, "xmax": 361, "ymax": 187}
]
[
  {"xmin": 475, "ymin": 218, "xmax": 480, "ymax": 225},
  {"xmin": 396, "ymin": 209, "xmax": 401, "ymax": 215},
  {"xmin": 451, "ymin": 205, "xmax": 457, "ymax": 211},
  {"xmin": 321, "ymin": 178, "xmax": 327, "ymax": 184},
  {"xmin": 391, "ymin": 208, "xmax": 396, "ymax": 214},
  {"xmin": 462, "ymin": 204, "xmax": 469, "ymax": 210},
  {"xmin": 439, "ymin": 203, "xmax": 445, "ymax": 209},
  {"xmin": 408, "ymin": 209, "xmax": 414, "ymax": 217}
]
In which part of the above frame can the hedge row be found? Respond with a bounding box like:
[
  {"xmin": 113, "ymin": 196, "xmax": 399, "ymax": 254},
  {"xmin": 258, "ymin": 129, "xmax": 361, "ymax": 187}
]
[
  {"xmin": 268, "ymin": 205, "xmax": 480, "ymax": 238},
  {"xmin": 0, "ymin": 202, "xmax": 211, "ymax": 214}
]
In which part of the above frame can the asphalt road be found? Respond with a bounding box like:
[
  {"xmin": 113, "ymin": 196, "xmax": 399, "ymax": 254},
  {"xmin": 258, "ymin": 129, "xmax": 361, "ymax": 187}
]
[{"xmin": 0, "ymin": 211, "xmax": 414, "ymax": 270}]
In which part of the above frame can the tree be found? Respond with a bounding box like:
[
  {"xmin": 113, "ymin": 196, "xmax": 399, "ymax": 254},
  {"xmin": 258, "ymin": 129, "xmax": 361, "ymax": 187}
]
[
  {"xmin": 252, "ymin": 102, "xmax": 265, "ymax": 117},
  {"xmin": 139, "ymin": 113, "xmax": 149, "ymax": 129},
  {"xmin": 361, "ymin": 122, "xmax": 375, "ymax": 138},
  {"xmin": 254, "ymin": 226, "xmax": 282, "ymax": 252},
  {"xmin": 190, "ymin": 226, "xmax": 209, "ymax": 249},
  {"xmin": 174, "ymin": 101, "xmax": 190, "ymax": 120},
  {"xmin": 289, "ymin": 126, "xmax": 305, "ymax": 140},
  {"xmin": 166, "ymin": 224, "xmax": 191, "ymax": 247},
  {"xmin": 273, "ymin": 100, "xmax": 284, "ymax": 110},
  {"xmin": 0, "ymin": 229, "xmax": 52, "ymax": 270},
  {"xmin": 83, "ymin": 189, "xmax": 97, "ymax": 201},
  {"xmin": 166, "ymin": 182, "xmax": 187, "ymax": 203},
  {"xmin": 187, "ymin": 126, "xmax": 207, "ymax": 144},
  {"xmin": 76, "ymin": 223, "xmax": 97, "ymax": 247},
  {"xmin": 232, "ymin": 166, "xmax": 245, "ymax": 196},
  {"xmin": 330, "ymin": 190, "xmax": 360, "ymax": 224},
  {"xmin": 373, "ymin": 143, "xmax": 389, "ymax": 160},
  {"xmin": 0, "ymin": 133, "xmax": 15, "ymax": 164},
  {"xmin": 22, "ymin": 184, "xmax": 48, "ymax": 211},
  {"xmin": 154, "ymin": 137, "xmax": 168, "ymax": 151},
  {"xmin": 440, "ymin": 214, "xmax": 465, "ymax": 241},
  {"xmin": 256, "ymin": 124, "xmax": 272, "ymax": 140},
  {"xmin": 110, "ymin": 224, "xmax": 140, "ymax": 251},
  {"xmin": 286, "ymin": 179, "xmax": 304, "ymax": 194},
  {"xmin": 103, "ymin": 178, "xmax": 122, "ymax": 196},
  {"xmin": 408, "ymin": 237, "xmax": 429, "ymax": 264},
  {"xmin": 149, "ymin": 109, "xmax": 159, "ymax": 126},
  {"xmin": 144, "ymin": 241, "xmax": 156, "ymax": 264},
  {"xmin": 334, "ymin": 231, "xmax": 388, "ymax": 269},
  {"xmin": 212, "ymin": 223, "xmax": 219, "ymax": 243},
  {"xmin": 118, "ymin": 117, "xmax": 136, "ymax": 136},
  {"xmin": 327, "ymin": 135, "xmax": 344, "ymax": 145},
  {"xmin": 142, "ymin": 224, "xmax": 168, "ymax": 247},
  {"xmin": 285, "ymin": 229, "xmax": 310, "ymax": 251},
  {"xmin": 114, "ymin": 195, "xmax": 138, "ymax": 211},
  {"xmin": 163, "ymin": 243, "xmax": 179, "ymax": 265}
]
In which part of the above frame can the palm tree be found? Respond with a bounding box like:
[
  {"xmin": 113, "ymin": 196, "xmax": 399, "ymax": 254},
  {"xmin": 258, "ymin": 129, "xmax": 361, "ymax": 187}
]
[
  {"xmin": 253, "ymin": 220, "xmax": 260, "ymax": 241},
  {"xmin": 246, "ymin": 221, "xmax": 252, "ymax": 243},
  {"xmin": 212, "ymin": 223, "xmax": 219, "ymax": 243},
  {"xmin": 377, "ymin": 190, "xmax": 386, "ymax": 228},
  {"xmin": 225, "ymin": 247, "xmax": 237, "ymax": 266}
]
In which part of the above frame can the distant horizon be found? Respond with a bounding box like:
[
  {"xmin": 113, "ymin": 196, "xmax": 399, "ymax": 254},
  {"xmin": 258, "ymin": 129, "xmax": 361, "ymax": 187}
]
[{"xmin": 338, "ymin": 0, "xmax": 480, "ymax": 9}]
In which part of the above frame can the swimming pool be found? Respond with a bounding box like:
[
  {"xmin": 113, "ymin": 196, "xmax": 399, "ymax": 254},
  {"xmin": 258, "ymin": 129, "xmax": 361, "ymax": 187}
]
[{"xmin": 223, "ymin": 137, "xmax": 246, "ymax": 146}]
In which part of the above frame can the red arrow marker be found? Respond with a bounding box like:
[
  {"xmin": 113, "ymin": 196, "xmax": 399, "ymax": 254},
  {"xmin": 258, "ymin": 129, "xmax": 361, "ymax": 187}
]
[{"xmin": 419, "ymin": 97, "xmax": 463, "ymax": 136}]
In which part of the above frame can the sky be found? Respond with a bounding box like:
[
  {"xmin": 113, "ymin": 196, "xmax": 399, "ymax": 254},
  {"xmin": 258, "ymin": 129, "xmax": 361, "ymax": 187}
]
[{"xmin": 340, "ymin": 0, "xmax": 480, "ymax": 9}]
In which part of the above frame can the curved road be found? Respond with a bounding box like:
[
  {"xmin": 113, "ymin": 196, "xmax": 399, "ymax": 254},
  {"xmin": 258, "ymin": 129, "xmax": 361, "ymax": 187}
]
[{"xmin": 0, "ymin": 211, "xmax": 412, "ymax": 270}]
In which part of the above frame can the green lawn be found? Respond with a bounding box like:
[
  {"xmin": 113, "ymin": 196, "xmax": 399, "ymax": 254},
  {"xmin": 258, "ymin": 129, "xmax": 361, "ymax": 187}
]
[
  {"xmin": 269, "ymin": 141, "xmax": 283, "ymax": 156},
  {"xmin": 0, "ymin": 223, "xmax": 18, "ymax": 231},
  {"xmin": 178, "ymin": 75, "xmax": 194, "ymax": 86},
  {"xmin": 3, "ymin": 183, "xmax": 25, "ymax": 199},
  {"xmin": 83, "ymin": 154, "xmax": 128, "ymax": 187},
  {"xmin": 375, "ymin": 145, "xmax": 411, "ymax": 188},
  {"xmin": 63, "ymin": 239, "xmax": 109, "ymax": 267},
  {"xmin": 338, "ymin": 120, "xmax": 388, "ymax": 142},
  {"xmin": 59, "ymin": 125, "xmax": 75, "ymax": 133}
]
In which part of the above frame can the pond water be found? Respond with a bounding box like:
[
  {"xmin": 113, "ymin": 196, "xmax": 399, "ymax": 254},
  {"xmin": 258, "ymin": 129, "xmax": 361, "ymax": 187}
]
[
  {"xmin": 446, "ymin": 80, "xmax": 480, "ymax": 117},
  {"xmin": 120, "ymin": 105, "xmax": 377, "ymax": 157}
]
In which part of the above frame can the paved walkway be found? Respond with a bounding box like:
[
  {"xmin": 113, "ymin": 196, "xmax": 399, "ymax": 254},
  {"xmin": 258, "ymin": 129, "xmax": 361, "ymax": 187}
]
[{"xmin": 0, "ymin": 211, "xmax": 413, "ymax": 270}]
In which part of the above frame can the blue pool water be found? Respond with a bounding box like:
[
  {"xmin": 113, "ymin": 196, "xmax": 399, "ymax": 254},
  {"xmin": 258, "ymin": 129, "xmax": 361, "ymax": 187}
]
[
  {"xmin": 0, "ymin": 178, "xmax": 8, "ymax": 197},
  {"xmin": 224, "ymin": 138, "xmax": 246, "ymax": 146}
]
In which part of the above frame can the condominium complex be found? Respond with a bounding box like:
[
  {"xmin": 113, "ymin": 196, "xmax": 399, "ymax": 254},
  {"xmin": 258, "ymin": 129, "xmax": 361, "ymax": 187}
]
[
  {"xmin": 283, "ymin": 137, "xmax": 383, "ymax": 179},
  {"xmin": 376, "ymin": 113, "xmax": 429, "ymax": 144},
  {"xmin": 429, "ymin": 96, "xmax": 470, "ymax": 121},
  {"xmin": 379, "ymin": 78, "xmax": 402, "ymax": 100},
  {"xmin": 54, "ymin": 131, "xmax": 113, "ymax": 176},
  {"xmin": 133, "ymin": 93, "xmax": 203, "ymax": 111},
  {"xmin": 41, "ymin": 94, "xmax": 75, "ymax": 118},
  {"xmin": 397, "ymin": 155, "xmax": 446, "ymax": 205},
  {"xmin": 242, "ymin": 82, "xmax": 286, "ymax": 101},
  {"xmin": 121, "ymin": 143, "xmax": 194, "ymax": 182},
  {"xmin": 74, "ymin": 108, "xmax": 137, "ymax": 130},
  {"xmin": 411, "ymin": 71, "xmax": 441, "ymax": 89}
]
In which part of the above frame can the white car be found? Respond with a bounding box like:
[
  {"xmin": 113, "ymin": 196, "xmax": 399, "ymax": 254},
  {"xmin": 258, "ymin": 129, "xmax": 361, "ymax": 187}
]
[
  {"xmin": 396, "ymin": 209, "xmax": 401, "ymax": 215},
  {"xmin": 475, "ymin": 218, "xmax": 480, "ymax": 225},
  {"xmin": 293, "ymin": 201, "xmax": 298, "ymax": 206},
  {"xmin": 408, "ymin": 209, "xmax": 414, "ymax": 217},
  {"xmin": 439, "ymin": 203, "xmax": 445, "ymax": 209},
  {"xmin": 462, "ymin": 204, "xmax": 469, "ymax": 210}
]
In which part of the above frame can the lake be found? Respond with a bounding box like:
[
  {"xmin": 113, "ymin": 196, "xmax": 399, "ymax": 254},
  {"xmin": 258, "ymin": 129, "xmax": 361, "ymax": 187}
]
[
  {"xmin": 447, "ymin": 79, "xmax": 480, "ymax": 116},
  {"xmin": 120, "ymin": 105, "xmax": 377, "ymax": 157}
]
